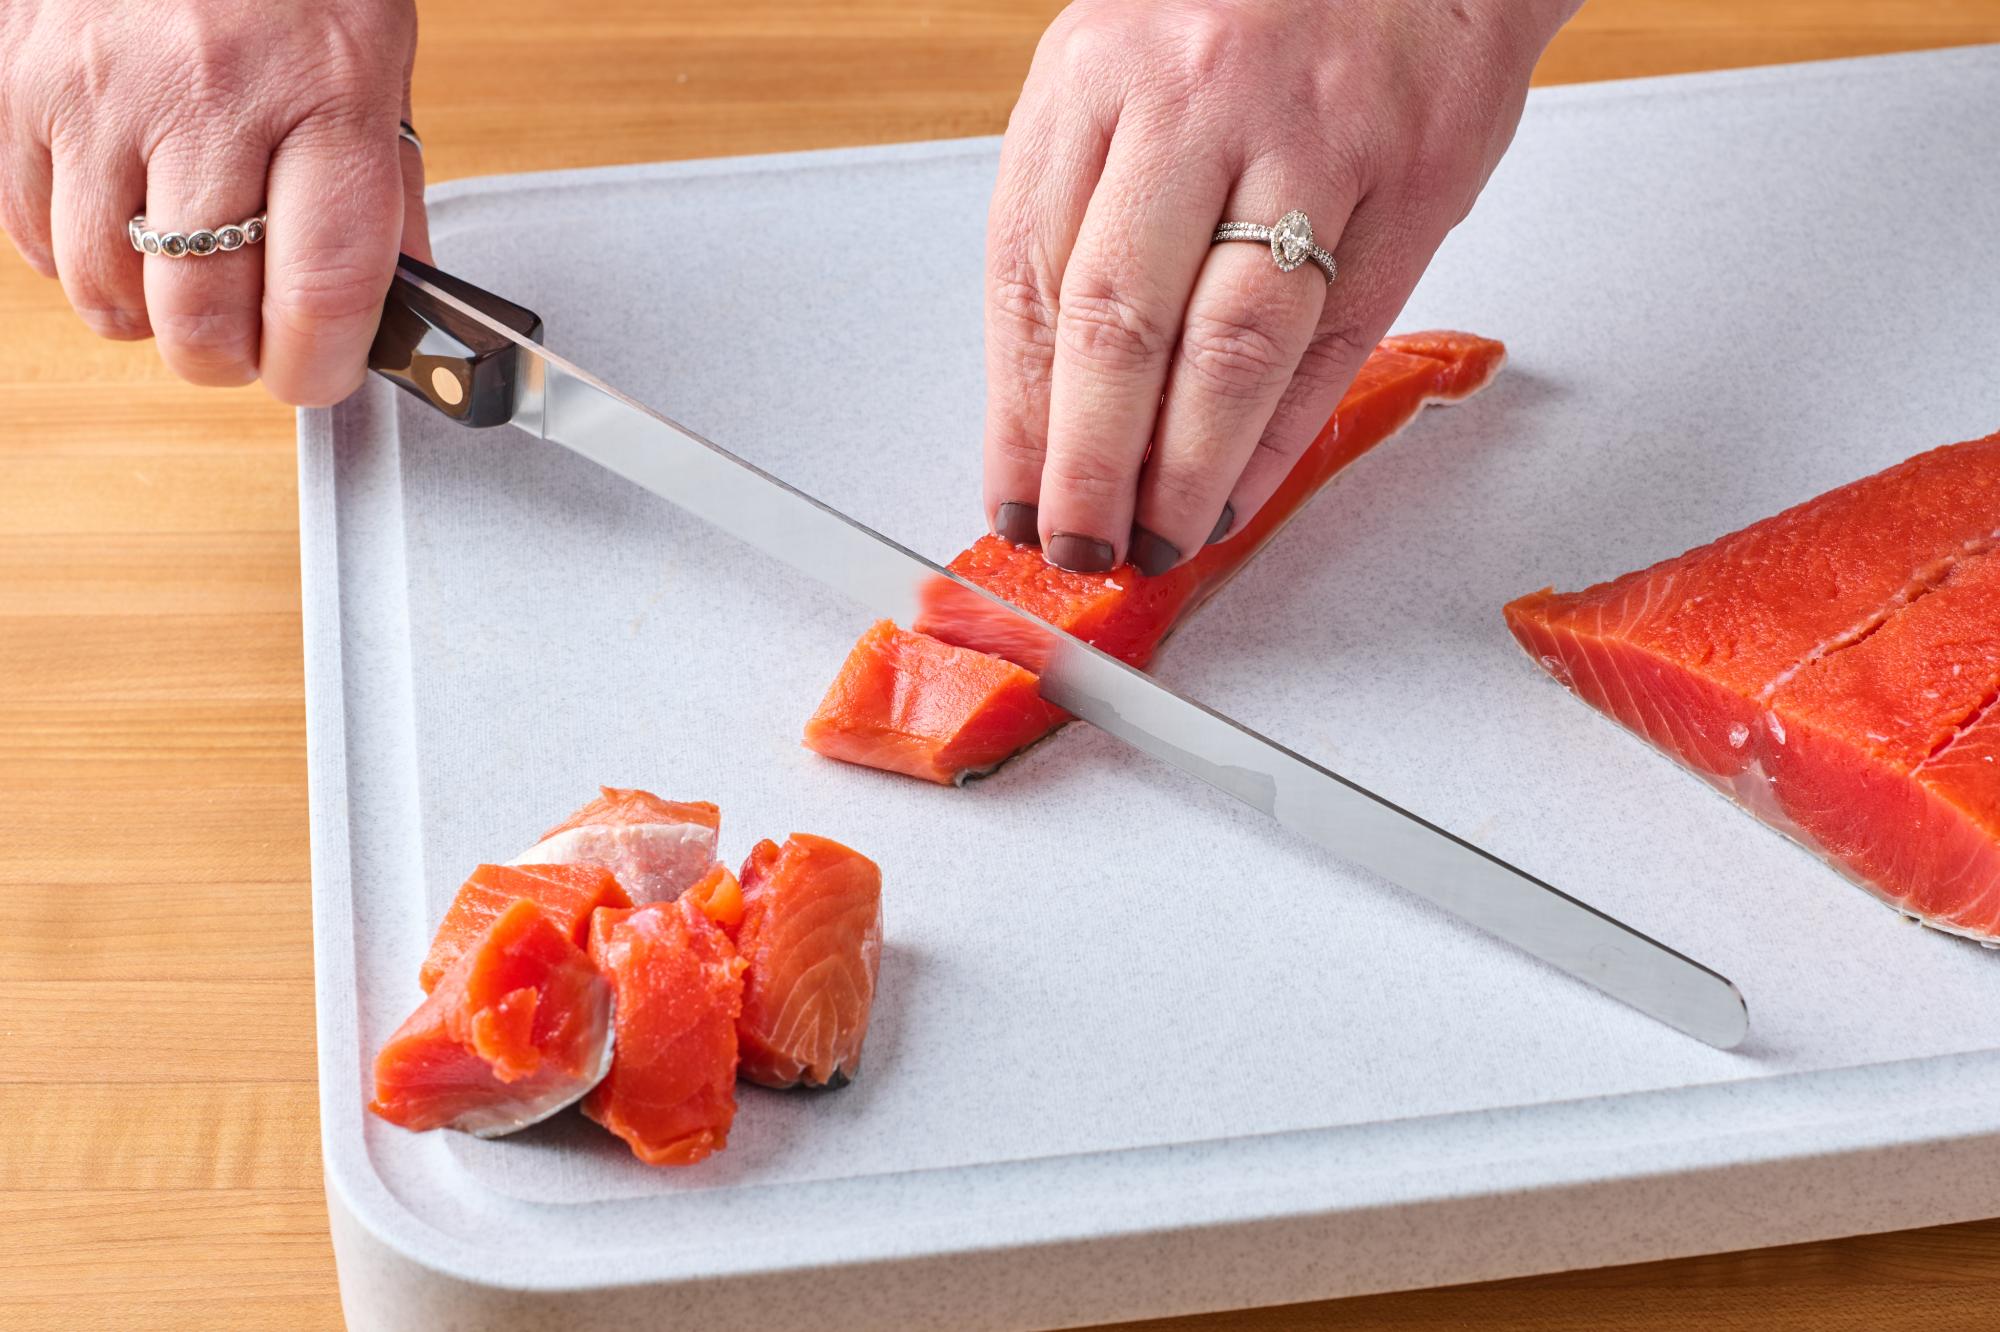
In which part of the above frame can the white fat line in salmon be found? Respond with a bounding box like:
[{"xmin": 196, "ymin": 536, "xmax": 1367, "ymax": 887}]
[{"xmin": 1756, "ymin": 527, "xmax": 2000, "ymax": 704}]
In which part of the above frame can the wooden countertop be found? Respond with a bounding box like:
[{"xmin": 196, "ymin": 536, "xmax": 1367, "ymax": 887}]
[{"xmin": 3, "ymin": 3, "xmax": 1998, "ymax": 1327}]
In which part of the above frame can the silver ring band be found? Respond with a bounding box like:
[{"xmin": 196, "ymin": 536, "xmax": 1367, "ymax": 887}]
[
  {"xmin": 124, "ymin": 124, "xmax": 415, "ymax": 257},
  {"xmin": 1212, "ymin": 209, "xmax": 1336, "ymax": 284},
  {"xmin": 128, "ymin": 212, "xmax": 266, "ymax": 258}
]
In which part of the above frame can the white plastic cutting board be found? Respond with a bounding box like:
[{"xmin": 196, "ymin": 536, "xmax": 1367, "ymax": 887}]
[{"xmin": 306, "ymin": 47, "xmax": 2000, "ymax": 1331}]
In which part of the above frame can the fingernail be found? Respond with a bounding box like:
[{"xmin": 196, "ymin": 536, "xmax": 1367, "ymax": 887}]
[
  {"xmin": 1045, "ymin": 532, "xmax": 1116, "ymax": 573},
  {"xmin": 1129, "ymin": 527, "xmax": 1182, "ymax": 578},
  {"xmin": 1207, "ymin": 503, "xmax": 1235, "ymax": 545},
  {"xmin": 993, "ymin": 501, "xmax": 1039, "ymax": 546}
]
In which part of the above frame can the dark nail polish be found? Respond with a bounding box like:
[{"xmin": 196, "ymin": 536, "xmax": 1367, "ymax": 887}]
[
  {"xmin": 1129, "ymin": 527, "xmax": 1182, "ymax": 578},
  {"xmin": 993, "ymin": 500, "xmax": 1039, "ymax": 546},
  {"xmin": 1207, "ymin": 503, "xmax": 1235, "ymax": 545},
  {"xmin": 1045, "ymin": 532, "xmax": 1116, "ymax": 574}
]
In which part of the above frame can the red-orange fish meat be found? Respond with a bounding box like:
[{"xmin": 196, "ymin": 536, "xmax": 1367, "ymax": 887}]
[
  {"xmin": 371, "ymin": 899, "xmax": 615, "ymax": 1137},
  {"xmin": 584, "ymin": 896, "xmax": 746, "ymax": 1165},
  {"xmin": 733, "ymin": 834, "xmax": 884, "ymax": 1089},
  {"xmin": 1506, "ymin": 429, "xmax": 2000, "ymax": 940},
  {"xmin": 419, "ymin": 862, "xmax": 630, "ymax": 993}
]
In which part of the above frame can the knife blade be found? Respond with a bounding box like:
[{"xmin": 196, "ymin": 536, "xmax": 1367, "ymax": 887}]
[{"xmin": 369, "ymin": 256, "xmax": 1749, "ymax": 1050}]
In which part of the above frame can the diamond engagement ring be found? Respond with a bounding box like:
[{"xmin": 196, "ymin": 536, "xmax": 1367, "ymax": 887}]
[
  {"xmin": 1212, "ymin": 210, "xmax": 1336, "ymax": 284},
  {"xmin": 128, "ymin": 212, "xmax": 266, "ymax": 259}
]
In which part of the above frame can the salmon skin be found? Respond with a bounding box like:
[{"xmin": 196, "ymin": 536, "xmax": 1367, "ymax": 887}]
[
  {"xmin": 1506, "ymin": 429, "xmax": 2000, "ymax": 942},
  {"xmin": 512, "ymin": 786, "xmax": 721, "ymax": 904},
  {"xmin": 804, "ymin": 331, "xmax": 1507, "ymax": 784},
  {"xmin": 419, "ymin": 862, "xmax": 631, "ymax": 993},
  {"xmin": 585, "ymin": 896, "xmax": 747, "ymax": 1165},
  {"xmin": 370, "ymin": 898, "xmax": 615, "ymax": 1137},
  {"xmin": 734, "ymin": 834, "xmax": 884, "ymax": 1089}
]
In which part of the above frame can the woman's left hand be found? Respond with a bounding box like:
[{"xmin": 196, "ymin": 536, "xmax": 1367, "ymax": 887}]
[{"xmin": 981, "ymin": 0, "xmax": 1577, "ymax": 573}]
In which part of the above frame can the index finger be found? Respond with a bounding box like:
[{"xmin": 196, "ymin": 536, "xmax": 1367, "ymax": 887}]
[{"xmin": 258, "ymin": 110, "xmax": 405, "ymax": 406}]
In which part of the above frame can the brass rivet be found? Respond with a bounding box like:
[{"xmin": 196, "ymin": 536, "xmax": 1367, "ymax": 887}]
[{"xmin": 430, "ymin": 365, "xmax": 466, "ymax": 406}]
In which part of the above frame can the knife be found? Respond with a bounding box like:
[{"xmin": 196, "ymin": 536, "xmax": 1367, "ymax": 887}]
[{"xmin": 368, "ymin": 255, "xmax": 1750, "ymax": 1051}]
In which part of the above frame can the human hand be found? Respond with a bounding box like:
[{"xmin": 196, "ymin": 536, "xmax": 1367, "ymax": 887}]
[
  {"xmin": 983, "ymin": 0, "xmax": 1576, "ymax": 572},
  {"xmin": 0, "ymin": 0, "xmax": 427, "ymax": 405}
]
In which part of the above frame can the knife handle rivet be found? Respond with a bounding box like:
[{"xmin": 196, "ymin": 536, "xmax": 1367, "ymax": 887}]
[{"xmin": 430, "ymin": 364, "xmax": 466, "ymax": 407}]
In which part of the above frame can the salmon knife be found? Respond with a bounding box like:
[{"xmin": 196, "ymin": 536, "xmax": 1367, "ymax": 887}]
[{"xmin": 368, "ymin": 255, "xmax": 1749, "ymax": 1050}]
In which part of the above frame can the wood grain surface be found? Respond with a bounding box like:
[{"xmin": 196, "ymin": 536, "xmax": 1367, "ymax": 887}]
[{"xmin": 3, "ymin": 3, "xmax": 1997, "ymax": 1328}]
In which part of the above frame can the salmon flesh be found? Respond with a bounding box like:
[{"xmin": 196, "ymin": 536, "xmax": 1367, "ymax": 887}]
[
  {"xmin": 1506, "ymin": 430, "xmax": 2000, "ymax": 941},
  {"xmin": 371, "ymin": 899, "xmax": 616, "ymax": 1137}
]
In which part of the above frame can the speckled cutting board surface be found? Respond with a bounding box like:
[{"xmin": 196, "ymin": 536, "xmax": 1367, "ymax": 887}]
[{"xmin": 312, "ymin": 47, "xmax": 2000, "ymax": 1249}]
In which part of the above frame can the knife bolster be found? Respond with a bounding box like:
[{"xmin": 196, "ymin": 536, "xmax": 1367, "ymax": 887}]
[{"xmin": 370, "ymin": 256, "xmax": 544, "ymax": 428}]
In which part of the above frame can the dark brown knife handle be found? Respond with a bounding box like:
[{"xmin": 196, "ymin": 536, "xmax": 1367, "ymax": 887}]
[{"xmin": 368, "ymin": 255, "xmax": 544, "ymax": 428}]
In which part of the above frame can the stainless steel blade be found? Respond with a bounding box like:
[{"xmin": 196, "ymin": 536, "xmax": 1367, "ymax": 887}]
[{"xmin": 401, "ymin": 266, "xmax": 1749, "ymax": 1050}]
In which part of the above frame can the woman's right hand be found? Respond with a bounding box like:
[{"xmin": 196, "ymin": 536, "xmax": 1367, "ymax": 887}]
[{"xmin": 0, "ymin": 0, "xmax": 427, "ymax": 405}]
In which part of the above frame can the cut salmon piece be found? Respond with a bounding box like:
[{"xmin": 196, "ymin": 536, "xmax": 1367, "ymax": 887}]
[
  {"xmin": 419, "ymin": 862, "xmax": 630, "ymax": 993},
  {"xmin": 370, "ymin": 898, "xmax": 614, "ymax": 1137},
  {"xmin": 1506, "ymin": 429, "xmax": 2000, "ymax": 940},
  {"xmin": 735, "ymin": 834, "xmax": 884, "ymax": 1089},
  {"xmin": 805, "ymin": 331, "xmax": 1506, "ymax": 782},
  {"xmin": 803, "ymin": 620, "xmax": 1069, "ymax": 785},
  {"xmin": 512, "ymin": 786, "xmax": 721, "ymax": 904},
  {"xmin": 683, "ymin": 862, "xmax": 746, "ymax": 933},
  {"xmin": 584, "ymin": 896, "xmax": 746, "ymax": 1165}
]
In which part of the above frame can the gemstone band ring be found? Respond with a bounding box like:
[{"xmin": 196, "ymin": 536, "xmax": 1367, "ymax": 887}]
[
  {"xmin": 1212, "ymin": 210, "xmax": 1337, "ymax": 284},
  {"xmin": 128, "ymin": 212, "xmax": 266, "ymax": 259}
]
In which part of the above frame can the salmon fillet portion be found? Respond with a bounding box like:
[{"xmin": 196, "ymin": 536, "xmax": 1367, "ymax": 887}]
[
  {"xmin": 803, "ymin": 621, "xmax": 1067, "ymax": 784},
  {"xmin": 585, "ymin": 896, "xmax": 746, "ymax": 1166},
  {"xmin": 420, "ymin": 860, "xmax": 632, "ymax": 984},
  {"xmin": 371, "ymin": 899, "xmax": 615, "ymax": 1136},
  {"xmin": 734, "ymin": 834, "xmax": 884, "ymax": 1089},
  {"xmin": 1506, "ymin": 430, "xmax": 2000, "ymax": 939},
  {"xmin": 420, "ymin": 863, "xmax": 631, "ymax": 993},
  {"xmin": 807, "ymin": 331, "xmax": 1508, "ymax": 783}
]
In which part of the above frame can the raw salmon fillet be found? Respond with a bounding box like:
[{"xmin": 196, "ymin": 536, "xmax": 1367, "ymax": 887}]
[
  {"xmin": 803, "ymin": 620, "xmax": 1067, "ymax": 784},
  {"xmin": 513, "ymin": 786, "xmax": 721, "ymax": 904},
  {"xmin": 1506, "ymin": 430, "xmax": 2000, "ymax": 941},
  {"xmin": 585, "ymin": 896, "xmax": 747, "ymax": 1165},
  {"xmin": 370, "ymin": 898, "xmax": 615, "ymax": 1137},
  {"xmin": 419, "ymin": 862, "xmax": 631, "ymax": 992},
  {"xmin": 734, "ymin": 834, "xmax": 884, "ymax": 1089},
  {"xmin": 806, "ymin": 331, "xmax": 1507, "ymax": 783}
]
